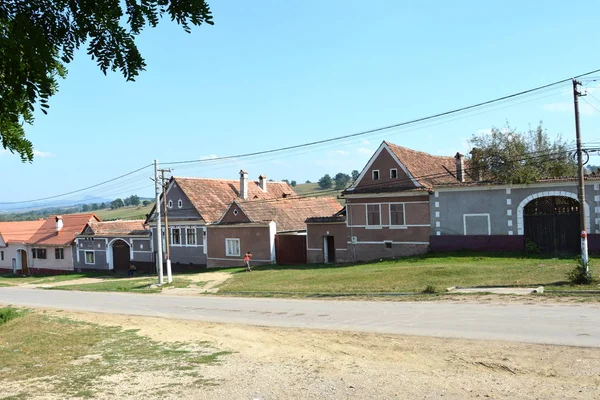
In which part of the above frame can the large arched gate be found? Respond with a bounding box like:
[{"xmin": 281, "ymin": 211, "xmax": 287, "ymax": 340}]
[{"xmin": 523, "ymin": 196, "xmax": 580, "ymax": 255}]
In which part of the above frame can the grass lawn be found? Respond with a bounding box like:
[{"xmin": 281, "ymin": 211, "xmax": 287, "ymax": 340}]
[
  {"xmin": 92, "ymin": 203, "xmax": 154, "ymax": 221},
  {"xmin": 0, "ymin": 271, "xmax": 108, "ymax": 286},
  {"xmin": 0, "ymin": 308, "xmax": 229, "ymax": 399},
  {"xmin": 48, "ymin": 277, "xmax": 193, "ymax": 293},
  {"xmin": 292, "ymin": 182, "xmax": 345, "ymax": 204},
  {"xmin": 218, "ymin": 253, "xmax": 599, "ymax": 295}
]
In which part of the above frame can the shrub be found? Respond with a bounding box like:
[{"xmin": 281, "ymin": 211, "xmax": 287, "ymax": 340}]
[
  {"xmin": 0, "ymin": 307, "xmax": 20, "ymax": 326},
  {"xmin": 525, "ymin": 239, "xmax": 540, "ymax": 254},
  {"xmin": 567, "ymin": 261, "xmax": 593, "ymax": 285},
  {"xmin": 422, "ymin": 285, "xmax": 437, "ymax": 294}
]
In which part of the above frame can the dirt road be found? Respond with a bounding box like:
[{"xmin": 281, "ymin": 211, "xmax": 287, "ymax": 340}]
[{"xmin": 36, "ymin": 310, "xmax": 600, "ymax": 400}]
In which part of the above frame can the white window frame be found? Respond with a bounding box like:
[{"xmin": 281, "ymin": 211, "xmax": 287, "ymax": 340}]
[
  {"xmin": 372, "ymin": 170, "xmax": 380, "ymax": 180},
  {"xmin": 225, "ymin": 238, "xmax": 240, "ymax": 257},
  {"xmin": 85, "ymin": 251, "xmax": 95, "ymax": 265},
  {"xmin": 389, "ymin": 203, "xmax": 406, "ymax": 226},
  {"xmin": 390, "ymin": 168, "xmax": 398, "ymax": 179},
  {"xmin": 171, "ymin": 227, "xmax": 181, "ymax": 245},
  {"xmin": 178, "ymin": 199, "xmax": 183, "ymax": 209},
  {"xmin": 463, "ymin": 213, "xmax": 491, "ymax": 235},
  {"xmin": 365, "ymin": 204, "xmax": 381, "ymax": 227},
  {"xmin": 55, "ymin": 248, "xmax": 64, "ymax": 260},
  {"xmin": 186, "ymin": 227, "xmax": 197, "ymax": 246},
  {"xmin": 168, "ymin": 199, "xmax": 173, "ymax": 209},
  {"xmin": 32, "ymin": 248, "xmax": 46, "ymax": 259}
]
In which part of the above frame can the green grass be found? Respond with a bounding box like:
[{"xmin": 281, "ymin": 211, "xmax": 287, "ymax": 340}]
[
  {"xmin": 0, "ymin": 307, "xmax": 22, "ymax": 326},
  {"xmin": 0, "ymin": 310, "xmax": 229, "ymax": 398},
  {"xmin": 92, "ymin": 203, "xmax": 154, "ymax": 221},
  {"xmin": 48, "ymin": 277, "xmax": 193, "ymax": 293},
  {"xmin": 292, "ymin": 182, "xmax": 345, "ymax": 204},
  {"xmin": 0, "ymin": 271, "xmax": 108, "ymax": 286},
  {"xmin": 218, "ymin": 253, "xmax": 599, "ymax": 295}
]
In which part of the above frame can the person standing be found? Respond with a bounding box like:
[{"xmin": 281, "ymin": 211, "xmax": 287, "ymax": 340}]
[{"xmin": 244, "ymin": 251, "xmax": 253, "ymax": 272}]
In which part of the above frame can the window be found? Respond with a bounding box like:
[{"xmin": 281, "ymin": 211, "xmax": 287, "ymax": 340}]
[
  {"xmin": 0, "ymin": 251, "xmax": 3, "ymax": 261},
  {"xmin": 390, "ymin": 204, "xmax": 405, "ymax": 226},
  {"xmin": 85, "ymin": 251, "xmax": 95, "ymax": 264},
  {"xmin": 384, "ymin": 241, "xmax": 393, "ymax": 249},
  {"xmin": 55, "ymin": 248, "xmax": 64, "ymax": 260},
  {"xmin": 171, "ymin": 228, "xmax": 181, "ymax": 245},
  {"xmin": 168, "ymin": 199, "xmax": 173, "ymax": 209},
  {"xmin": 225, "ymin": 238, "xmax": 240, "ymax": 257},
  {"xmin": 186, "ymin": 228, "xmax": 196, "ymax": 245},
  {"xmin": 390, "ymin": 168, "xmax": 398, "ymax": 179},
  {"xmin": 366, "ymin": 204, "xmax": 381, "ymax": 226},
  {"xmin": 32, "ymin": 248, "xmax": 47, "ymax": 259},
  {"xmin": 178, "ymin": 199, "xmax": 183, "ymax": 209},
  {"xmin": 372, "ymin": 170, "xmax": 380, "ymax": 180}
]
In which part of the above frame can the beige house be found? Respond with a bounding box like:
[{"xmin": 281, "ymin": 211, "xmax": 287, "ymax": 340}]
[{"xmin": 0, "ymin": 220, "xmax": 45, "ymax": 274}]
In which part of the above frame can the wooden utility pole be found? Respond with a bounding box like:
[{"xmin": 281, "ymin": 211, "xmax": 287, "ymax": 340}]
[
  {"xmin": 573, "ymin": 79, "xmax": 589, "ymax": 273},
  {"xmin": 159, "ymin": 168, "xmax": 173, "ymax": 283},
  {"xmin": 153, "ymin": 160, "xmax": 164, "ymax": 285}
]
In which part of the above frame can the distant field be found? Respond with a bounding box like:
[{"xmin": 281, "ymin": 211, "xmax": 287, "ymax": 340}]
[
  {"xmin": 293, "ymin": 183, "xmax": 345, "ymax": 205},
  {"xmin": 93, "ymin": 204, "xmax": 154, "ymax": 221}
]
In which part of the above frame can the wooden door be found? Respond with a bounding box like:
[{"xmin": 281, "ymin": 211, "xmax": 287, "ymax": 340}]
[
  {"xmin": 113, "ymin": 240, "xmax": 131, "ymax": 274},
  {"xmin": 524, "ymin": 196, "xmax": 580, "ymax": 255},
  {"xmin": 21, "ymin": 250, "xmax": 29, "ymax": 275},
  {"xmin": 275, "ymin": 235, "xmax": 307, "ymax": 265}
]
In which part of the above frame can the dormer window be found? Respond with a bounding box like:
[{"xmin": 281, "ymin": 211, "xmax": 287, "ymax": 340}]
[
  {"xmin": 168, "ymin": 200, "xmax": 173, "ymax": 209},
  {"xmin": 233, "ymin": 209, "xmax": 239, "ymax": 216},
  {"xmin": 390, "ymin": 168, "xmax": 398, "ymax": 179},
  {"xmin": 372, "ymin": 170, "xmax": 380, "ymax": 180},
  {"xmin": 177, "ymin": 199, "xmax": 183, "ymax": 209}
]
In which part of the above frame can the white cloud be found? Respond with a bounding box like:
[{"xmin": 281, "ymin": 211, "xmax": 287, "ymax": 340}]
[
  {"xmin": 33, "ymin": 150, "xmax": 53, "ymax": 158},
  {"xmin": 357, "ymin": 147, "xmax": 373, "ymax": 155}
]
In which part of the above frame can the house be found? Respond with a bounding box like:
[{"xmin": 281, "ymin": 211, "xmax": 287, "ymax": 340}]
[
  {"xmin": 74, "ymin": 220, "xmax": 153, "ymax": 273},
  {"xmin": 26, "ymin": 214, "xmax": 100, "ymax": 273},
  {"xmin": 307, "ymin": 140, "xmax": 457, "ymax": 263},
  {"xmin": 0, "ymin": 220, "xmax": 45, "ymax": 274},
  {"xmin": 208, "ymin": 196, "xmax": 343, "ymax": 267},
  {"xmin": 145, "ymin": 171, "xmax": 298, "ymax": 269}
]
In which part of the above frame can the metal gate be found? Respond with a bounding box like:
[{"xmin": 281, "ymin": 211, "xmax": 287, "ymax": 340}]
[
  {"xmin": 275, "ymin": 235, "xmax": 307, "ymax": 265},
  {"xmin": 524, "ymin": 196, "xmax": 579, "ymax": 255}
]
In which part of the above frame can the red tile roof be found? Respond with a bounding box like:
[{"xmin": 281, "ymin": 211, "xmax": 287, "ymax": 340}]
[
  {"xmin": 385, "ymin": 141, "xmax": 461, "ymax": 188},
  {"xmin": 28, "ymin": 214, "xmax": 100, "ymax": 246},
  {"xmin": 174, "ymin": 177, "xmax": 295, "ymax": 223},
  {"xmin": 0, "ymin": 220, "xmax": 45, "ymax": 244},
  {"xmin": 230, "ymin": 196, "xmax": 343, "ymax": 232},
  {"xmin": 86, "ymin": 220, "xmax": 149, "ymax": 236}
]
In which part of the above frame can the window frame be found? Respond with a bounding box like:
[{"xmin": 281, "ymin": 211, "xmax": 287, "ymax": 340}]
[
  {"xmin": 0, "ymin": 250, "xmax": 3, "ymax": 261},
  {"xmin": 171, "ymin": 228, "xmax": 181, "ymax": 245},
  {"xmin": 32, "ymin": 248, "xmax": 47, "ymax": 259},
  {"xmin": 186, "ymin": 228, "xmax": 196, "ymax": 246},
  {"xmin": 372, "ymin": 170, "xmax": 380, "ymax": 181},
  {"xmin": 177, "ymin": 199, "xmax": 183, "ymax": 209},
  {"xmin": 389, "ymin": 203, "xmax": 406, "ymax": 226},
  {"xmin": 85, "ymin": 251, "xmax": 95, "ymax": 265},
  {"xmin": 55, "ymin": 248, "xmax": 64, "ymax": 260},
  {"xmin": 168, "ymin": 199, "xmax": 173, "ymax": 209},
  {"xmin": 366, "ymin": 204, "xmax": 381, "ymax": 227},
  {"xmin": 390, "ymin": 168, "xmax": 398, "ymax": 179},
  {"xmin": 225, "ymin": 238, "xmax": 240, "ymax": 257}
]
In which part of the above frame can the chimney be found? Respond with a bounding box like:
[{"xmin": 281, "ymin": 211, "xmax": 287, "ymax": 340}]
[
  {"xmin": 454, "ymin": 152, "xmax": 465, "ymax": 183},
  {"xmin": 55, "ymin": 216, "xmax": 64, "ymax": 233},
  {"xmin": 259, "ymin": 175, "xmax": 267, "ymax": 192},
  {"xmin": 239, "ymin": 170, "xmax": 248, "ymax": 199}
]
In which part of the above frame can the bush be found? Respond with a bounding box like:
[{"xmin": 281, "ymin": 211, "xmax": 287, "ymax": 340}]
[
  {"xmin": 525, "ymin": 239, "xmax": 540, "ymax": 254},
  {"xmin": 422, "ymin": 285, "xmax": 437, "ymax": 294},
  {"xmin": 0, "ymin": 307, "xmax": 20, "ymax": 326},
  {"xmin": 567, "ymin": 264, "xmax": 593, "ymax": 285}
]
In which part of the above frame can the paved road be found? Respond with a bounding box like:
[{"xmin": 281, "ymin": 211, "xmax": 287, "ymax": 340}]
[{"xmin": 1, "ymin": 287, "xmax": 599, "ymax": 347}]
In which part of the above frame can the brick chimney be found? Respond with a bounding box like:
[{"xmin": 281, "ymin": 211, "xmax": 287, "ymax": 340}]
[
  {"xmin": 239, "ymin": 170, "xmax": 248, "ymax": 199},
  {"xmin": 55, "ymin": 216, "xmax": 64, "ymax": 234},
  {"xmin": 259, "ymin": 175, "xmax": 267, "ymax": 192},
  {"xmin": 454, "ymin": 152, "xmax": 465, "ymax": 183}
]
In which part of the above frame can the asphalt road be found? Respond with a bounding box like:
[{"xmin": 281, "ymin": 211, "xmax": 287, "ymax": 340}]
[{"xmin": 1, "ymin": 287, "xmax": 599, "ymax": 347}]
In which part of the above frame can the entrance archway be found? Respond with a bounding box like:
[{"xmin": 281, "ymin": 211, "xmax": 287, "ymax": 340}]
[
  {"xmin": 523, "ymin": 196, "xmax": 580, "ymax": 255},
  {"xmin": 112, "ymin": 240, "xmax": 131, "ymax": 274}
]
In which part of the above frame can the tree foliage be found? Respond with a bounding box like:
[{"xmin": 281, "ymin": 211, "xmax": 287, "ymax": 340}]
[
  {"xmin": 290, "ymin": 180, "xmax": 297, "ymax": 187},
  {"xmin": 111, "ymin": 198, "xmax": 125, "ymax": 209},
  {"xmin": 334, "ymin": 172, "xmax": 351, "ymax": 190},
  {"xmin": 318, "ymin": 174, "xmax": 332, "ymax": 189},
  {"xmin": 351, "ymin": 169, "xmax": 360, "ymax": 181},
  {"xmin": 0, "ymin": 0, "xmax": 213, "ymax": 161},
  {"xmin": 468, "ymin": 123, "xmax": 576, "ymax": 184}
]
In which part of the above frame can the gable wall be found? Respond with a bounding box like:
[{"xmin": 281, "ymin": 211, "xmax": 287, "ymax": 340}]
[
  {"xmin": 220, "ymin": 204, "xmax": 252, "ymax": 224},
  {"xmin": 355, "ymin": 148, "xmax": 417, "ymax": 190}
]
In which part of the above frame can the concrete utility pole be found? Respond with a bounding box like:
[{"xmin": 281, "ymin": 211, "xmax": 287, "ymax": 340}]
[
  {"xmin": 159, "ymin": 168, "xmax": 173, "ymax": 284},
  {"xmin": 573, "ymin": 79, "xmax": 589, "ymax": 273},
  {"xmin": 154, "ymin": 160, "xmax": 164, "ymax": 285}
]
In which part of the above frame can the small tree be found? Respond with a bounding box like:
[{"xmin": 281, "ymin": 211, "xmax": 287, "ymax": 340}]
[
  {"xmin": 282, "ymin": 179, "xmax": 290, "ymax": 184},
  {"xmin": 142, "ymin": 200, "xmax": 151, "ymax": 206},
  {"xmin": 81, "ymin": 204, "xmax": 90, "ymax": 212},
  {"xmin": 305, "ymin": 180, "xmax": 311, "ymax": 184},
  {"xmin": 318, "ymin": 174, "xmax": 332, "ymax": 189},
  {"xmin": 128, "ymin": 195, "xmax": 141, "ymax": 206},
  {"xmin": 99, "ymin": 202, "xmax": 107, "ymax": 209},
  {"xmin": 334, "ymin": 172, "xmax": 351, "ymax": 190},
  {"xmin": 351, "ymin": 169, "xmax": 360, "ymax": 181},
  {"xmin": 290, "ymin": 180, "xmax": 297, "ymax": 187},
  {"xmin": 111, "ymin": 198, "xmax": 124, "ymax": 210}
]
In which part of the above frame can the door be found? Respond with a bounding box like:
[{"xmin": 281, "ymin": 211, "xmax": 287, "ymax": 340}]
[
  {"xmin": 324, "ymin": 236, "xmax": 336, "ymax": 263},
  {"xmin": 275, "ymin": 235, "xmax": 307, "ymax": 265},
  {"xmin": 20, "ymin": 250, "xmax": 29, "ymax": 275},
  {"xmin": 112, "ymin": 240, "xmax": 131, "ymax": 274},
  {"xmin": 524, "ymin": 196, "xmax": 580, "ymax": 255}
]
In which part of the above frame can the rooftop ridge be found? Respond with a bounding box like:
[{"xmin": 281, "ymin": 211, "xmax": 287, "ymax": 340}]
[{"xmin": 385, "ymin": 141, "xmax": 455, "ymax": 160}]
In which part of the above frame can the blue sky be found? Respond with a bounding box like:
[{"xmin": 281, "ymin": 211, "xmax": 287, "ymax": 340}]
[{"xmin": 2, "ymin": 0, "xmax": 600, "ymax": 205}]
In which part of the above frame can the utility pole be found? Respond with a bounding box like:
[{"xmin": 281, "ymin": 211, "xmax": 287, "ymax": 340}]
[
  {"xmin": 153, "ymin": 160, "xmax": 164, "ymax": 285},
  {"xmin": 159, "ymin": 168, "xmax": 173, "ymax": 283},
  {"xmin": 573, "ymin": 79, "xmax": 589, "ymax": 274}
]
